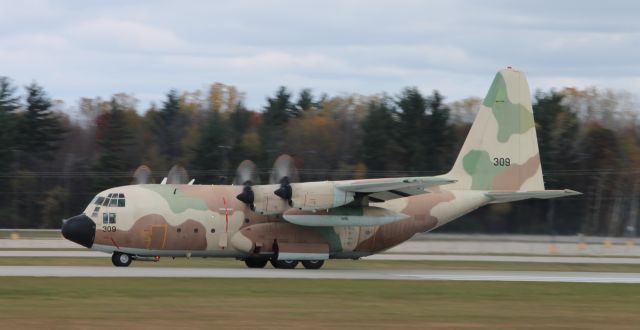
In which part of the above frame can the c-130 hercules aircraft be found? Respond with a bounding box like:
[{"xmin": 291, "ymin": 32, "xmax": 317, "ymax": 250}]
[{"xmin": 62, "ymin": 68, "xmax": 580, "ymax": 269}]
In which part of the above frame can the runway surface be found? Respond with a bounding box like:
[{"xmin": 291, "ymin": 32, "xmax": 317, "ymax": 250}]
[
  {"xmin": 3, "ymin": 250, "xmax": 640, "ymax": 264},
  {"xmin": 0, "ymin": 266, "xmax": 639, "ymax": 283}
]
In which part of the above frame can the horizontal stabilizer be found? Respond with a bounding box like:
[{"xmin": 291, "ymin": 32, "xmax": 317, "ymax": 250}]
[{"xmin": 486, "ymin": 189, "xmax": 582, "ymax": 203}]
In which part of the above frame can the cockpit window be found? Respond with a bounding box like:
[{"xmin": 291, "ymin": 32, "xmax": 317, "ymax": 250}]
[{"xmin": 95, "ymin": 193, "xmax": 126, "ymax": 208}]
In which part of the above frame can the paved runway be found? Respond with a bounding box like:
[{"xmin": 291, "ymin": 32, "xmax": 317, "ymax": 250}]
[
  {"xmin": 3, "ymin": 250, "xmax": 640, "ymax": 264},
  {"xmin": 0, "ymin": 265, "xmax": 639, "ymax": 283}
]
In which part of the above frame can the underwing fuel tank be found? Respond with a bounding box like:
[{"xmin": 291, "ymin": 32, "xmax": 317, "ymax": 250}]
[{"xmin": 282, "ymin": 206, "xmax": 409, "ymax": 227}]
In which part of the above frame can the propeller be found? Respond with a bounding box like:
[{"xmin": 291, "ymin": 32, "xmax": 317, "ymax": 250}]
[
  {"xmin": 269, "ymin": 154, "xmax": 299, "ymax": 205},
  {"xmin": 166, "ymin": 165, "xmax": 190, "ymax": 184},
  {"xmin": 132, "ymin": 165, "xmax": 153, "ymax": 184},
  {"xmin": 234, "ymin": 160, "xmax": 260, "ymax": 186},
  {"xmin": 234, "ymin": 160, "xmax": 259, "ymax": 210}
]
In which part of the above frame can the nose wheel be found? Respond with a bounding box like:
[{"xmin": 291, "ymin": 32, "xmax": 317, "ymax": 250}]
[{"xmin": 112, "ymin": 252, "xmax": 132, "ymax": 267}]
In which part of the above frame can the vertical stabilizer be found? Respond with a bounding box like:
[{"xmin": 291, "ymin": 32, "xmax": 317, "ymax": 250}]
[{"xmin": 446, "ymin": 68, "xmax": 544, "ymax": 191}]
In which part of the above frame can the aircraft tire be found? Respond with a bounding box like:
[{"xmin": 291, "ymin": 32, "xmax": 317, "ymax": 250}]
[
  {"xmin": 301, "ymin": 260, "xmax": 324, "ymax": 270},
  {"xmin": 244, "ymin": 258, "xmax": 269, "ymax": 268},
  {"xmin": 270, "ymin": 259, "xmax": 298, "ymax": 269},
  {"xmin": 112, "ymin": 252, "xmax": 132, "ymax": 267}
]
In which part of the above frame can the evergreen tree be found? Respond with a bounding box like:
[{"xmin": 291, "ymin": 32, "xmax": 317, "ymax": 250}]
[
  {"xmin": 190, "ymin": 111, "xmax": 228, "ymax": 183},
  {"xmin": 424, "ymin": 90, "xmax": 453, "ymax": 172},
  {"xmin": 261, "ymin": 86, "xmax": 295, "ymax": 162},
  {"xmin": 360, "ymin": 98, "xmax": 401, "ymax": 175},
  {"xmin": 396, "ymin": 87, "xmax": 428, "ymax": 172},
  {"xmin": 295, "ymin": 88, "xmax": 316, "ymax": 114},
  {"xmin": 263, "ymin": 86, "xmax": 295, "ymax": 127},
  {"xmin": 0, "ymin": 77, "xmax": 20, "ymax": 172},
  {"xmin": 151, "ymin": 89, "xmax": 189, "ymax": 166},
  {"xmin": 93, "ymin": 99, "xmax": 134, "ymax": 191},
  {"xmin": 18, "ymin": 82, "xmax": 65, "ymax": 167},
  {"xmin": 227, "ymin": 102, "xmax": 253, "ymax": 166}
]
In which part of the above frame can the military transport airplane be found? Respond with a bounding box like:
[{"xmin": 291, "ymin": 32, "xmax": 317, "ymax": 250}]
[{"xmin": 61, "ymin": 68, "xmax": 580, "ymax": 269}]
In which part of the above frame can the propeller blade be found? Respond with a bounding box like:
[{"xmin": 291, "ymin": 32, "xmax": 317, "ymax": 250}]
[
  {"xmin": 234, "ymin": 160, "xmax": 260, "ymax": 185},
  {"xmin": 166, "ymin": 165, "xmax": 190, "ymax": 184},
  {"xmin": 269, "ymin": 154, "xmax": 299, "ymax": 184},
  {"xmin": 132, "ymin": 165, "xmax": 153, "ymax": 184}
]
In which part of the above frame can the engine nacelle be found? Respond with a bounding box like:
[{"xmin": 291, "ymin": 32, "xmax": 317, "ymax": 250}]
[{"xmin": 251, "ymin": 182, "xmax": 355, "ymax": 215}]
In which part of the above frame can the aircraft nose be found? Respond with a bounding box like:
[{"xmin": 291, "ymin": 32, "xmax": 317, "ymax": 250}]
[{"xmin": 61, "ymin": 214, "xmax": 96, "ymax": 248}]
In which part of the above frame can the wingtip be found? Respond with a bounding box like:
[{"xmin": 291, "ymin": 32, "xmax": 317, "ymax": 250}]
[{"xmin": 564, "ymin": 189, "xmax": 582, "ymax": 196}]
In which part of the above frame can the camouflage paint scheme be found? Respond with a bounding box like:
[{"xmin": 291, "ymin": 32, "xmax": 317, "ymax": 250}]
[{"xmin": 77, "ymin": 69, "xmax": 580, "ymax": 261}]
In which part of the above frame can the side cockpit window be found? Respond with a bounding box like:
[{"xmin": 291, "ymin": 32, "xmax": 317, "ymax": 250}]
[{"xmin": 102, "ymin": 213, "xmax": 116, "ymax": 224}]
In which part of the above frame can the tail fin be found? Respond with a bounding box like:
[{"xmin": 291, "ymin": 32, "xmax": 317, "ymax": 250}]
[{"xmin": 446, "ymin": 68, "xmax": 544, "ymax": 191}]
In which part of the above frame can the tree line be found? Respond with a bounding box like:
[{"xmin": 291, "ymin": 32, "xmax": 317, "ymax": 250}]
[{"xmin": 0, "ymin": 76, "xmax": 638, "ymax": 236}]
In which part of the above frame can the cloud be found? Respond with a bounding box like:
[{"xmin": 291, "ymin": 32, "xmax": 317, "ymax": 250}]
[
  {"xmin": 66, "ymin": 18, "xmax": 186, "ymax": 52},
  {"xmin": 0, "ymin": 0, "xmax": 638, "ymax": 111}
]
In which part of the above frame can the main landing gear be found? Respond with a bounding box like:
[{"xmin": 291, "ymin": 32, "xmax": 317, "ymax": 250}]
[
  {"xmin": 243, "ymin": 257, "xmax": 325, "ymax": 269},
  {"xmin": 112, "ymin": 252, "xmax": 132, "ymax": 267}
]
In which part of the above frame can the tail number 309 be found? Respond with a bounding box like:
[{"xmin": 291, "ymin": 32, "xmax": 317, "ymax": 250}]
[
  {"xmin": 102, "ymin": 226, "xmax": 117, "ymax": 232},
  {"xmin": 493, "ymin": 157, "xmax": 511, "ymax": 167}
]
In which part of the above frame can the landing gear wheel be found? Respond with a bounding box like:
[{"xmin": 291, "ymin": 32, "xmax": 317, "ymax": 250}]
[
  {"xmin": 270, "ymin": 259, "xmax": 299, "ymax": 269},
  {"xmin": 301, "ymin": 260, "xmax": 325, "ymax": 270},
  {"xmin": 244, "ymin": 258, "xmax": 269, "ymax": 268},
  {"xmin": 112, "ymin": 252, "xmax": 132, "ymax": 267}
]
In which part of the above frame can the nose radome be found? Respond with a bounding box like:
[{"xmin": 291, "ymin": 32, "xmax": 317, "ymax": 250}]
[{"xmin": 61, "ymin": 214, "xmax": 96, "ymax": 248}]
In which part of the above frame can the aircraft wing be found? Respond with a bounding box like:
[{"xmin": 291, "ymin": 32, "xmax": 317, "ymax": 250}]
[{"xmin": 335, "ymin": 177, "xmax": 456, "ymax": 202}]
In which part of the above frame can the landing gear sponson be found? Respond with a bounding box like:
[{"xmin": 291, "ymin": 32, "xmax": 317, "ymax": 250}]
[
  {"xmin": 244, "ymin": 257, "xmax": 325, "ymax": 269},
  {"xmin": 111, "ymin": 252, "xmax": 325, "ymax": 269}
]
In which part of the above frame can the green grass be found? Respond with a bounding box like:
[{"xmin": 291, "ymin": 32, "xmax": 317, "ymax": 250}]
[
  {"xmin": 0, "ymin": 230, "xmax": 61, "ymax": 239},
  {"xmin": 2, "ymin": 256, "xmax": 640, "ymax": 273},
  {"xmin": 0, "ymin": 277, "xmax": 638, "ymax": 329}
]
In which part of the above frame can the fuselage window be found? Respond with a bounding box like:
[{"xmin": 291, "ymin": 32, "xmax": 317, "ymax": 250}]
[
  {"xmin": 102, "ymin": 198, "xmax": 111, "ymax": 206},
  {"xmin": 108, "ymin": 213, "xmax": 116, "ymax": 224},
  {"xmin": 102, "ymin": 213, "xmax": 109, "ymax": 224},
  {"xmin": 109, "ymin": 198, "xmax": 118, "ymax": 207},
  {"xmin": 117, "ymin": 199, "xmax": 125, "ymax": 207},
  {"xmin": 95, "ymin": 197, "xmax": 105, "ymax": 205},
  {"xmin": 92, "ymin": 206, "xmax": 100, "ymax": 218}
]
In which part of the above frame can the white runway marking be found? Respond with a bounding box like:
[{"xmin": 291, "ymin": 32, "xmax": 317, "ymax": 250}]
[
  {"xmin": 0, "ymin": 266, "xmax": 639, "ymax": 283},
  {"xmin": 3, "ymin": 250, "xmax": 640, "ymax": 265}
]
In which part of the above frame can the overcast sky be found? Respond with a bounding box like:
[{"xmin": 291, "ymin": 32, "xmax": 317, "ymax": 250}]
[{"xmin": 1, "ymin": 0, "xmax": 638, "ymax": 112}]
